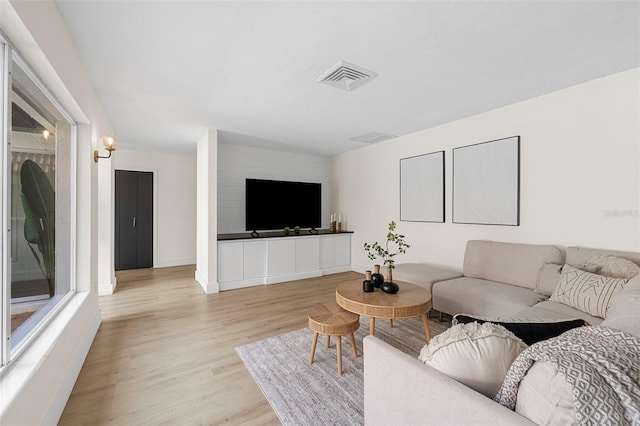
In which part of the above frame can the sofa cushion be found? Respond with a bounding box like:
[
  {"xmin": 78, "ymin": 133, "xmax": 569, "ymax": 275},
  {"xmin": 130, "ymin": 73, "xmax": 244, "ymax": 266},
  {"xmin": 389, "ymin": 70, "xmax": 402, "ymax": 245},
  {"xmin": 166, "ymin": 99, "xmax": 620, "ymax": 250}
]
[
  {"xmin": 535, "ymin": 262, "xmax": 563, "ymax": 296},
  {"xmin": 433, "ymin": 277, "xmax": 543, "ymax": 317},
  {"xmin": 515, "ymin": 361, "xmax": 576, "ymax": 425},
  {"xmin": 463, "ymin": 240, "xmax": 562, "ymax": 290},
  {"xmin": 566, "ymin": 246, "xmax": 640, "ymax": 270},
  {"xmin": 453, "ymin": 314, "xmax": 587, "ymax": 345},
  {"xmin": 514, "ymin": 301, "xmax": 603, "ymax": 325},
  {"xmin": 584, "ymin": 255, "xmax": 640, "ymax": 279},
  {"xmin": 601, "ymin": 274, "xmax": 640, "ymax": 338},
  {"xmin": 418, "ymin": 322, "xmax": 527, "ymax": 398},
  {"xmin": 387, "ymin": 263, "xmax": 463, "ymax": 293},
  {"xmin": 550, "ymin": 265, "xmax": 627, "ymax": 318}
]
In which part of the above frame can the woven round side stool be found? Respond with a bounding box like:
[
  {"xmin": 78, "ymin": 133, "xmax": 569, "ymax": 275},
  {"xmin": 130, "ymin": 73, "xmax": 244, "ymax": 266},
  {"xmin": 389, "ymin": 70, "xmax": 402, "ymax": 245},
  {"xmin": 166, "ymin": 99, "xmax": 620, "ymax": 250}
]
[{"xmin": 308, "ymin": 304, "xmax": 360, "ymax": 375}]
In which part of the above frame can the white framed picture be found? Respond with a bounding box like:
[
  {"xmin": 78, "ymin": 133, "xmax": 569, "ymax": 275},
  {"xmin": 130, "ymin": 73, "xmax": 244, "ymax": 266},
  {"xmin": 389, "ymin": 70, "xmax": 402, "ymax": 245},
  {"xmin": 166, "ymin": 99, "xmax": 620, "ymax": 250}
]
[
  {"xmin": 400, "ymin": 150, "xmax": 445, "ymax": 223},
  {"xmin": 453, "ymin": 136, "xmax": 520, "ymax": 226}
]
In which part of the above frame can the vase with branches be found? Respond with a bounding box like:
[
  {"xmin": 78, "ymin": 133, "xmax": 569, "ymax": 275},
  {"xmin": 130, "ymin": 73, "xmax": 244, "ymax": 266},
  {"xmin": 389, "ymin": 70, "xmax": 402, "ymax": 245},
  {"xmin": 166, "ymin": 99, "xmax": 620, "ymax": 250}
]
[{"xmin": 363, "ymin": 220, "xmax": 410, "ymax": 286}]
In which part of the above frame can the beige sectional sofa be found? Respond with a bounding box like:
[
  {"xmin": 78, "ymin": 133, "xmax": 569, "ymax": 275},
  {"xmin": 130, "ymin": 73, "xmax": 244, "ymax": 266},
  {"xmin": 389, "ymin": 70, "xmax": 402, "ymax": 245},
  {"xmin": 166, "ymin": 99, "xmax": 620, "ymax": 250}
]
[
  {"xmin": 364, "ymin": 241, "xmax": 640, "ymax": 425},
  {"xmin": 393, "ymin": 240, "xmax": 606, "ymax": 324}
]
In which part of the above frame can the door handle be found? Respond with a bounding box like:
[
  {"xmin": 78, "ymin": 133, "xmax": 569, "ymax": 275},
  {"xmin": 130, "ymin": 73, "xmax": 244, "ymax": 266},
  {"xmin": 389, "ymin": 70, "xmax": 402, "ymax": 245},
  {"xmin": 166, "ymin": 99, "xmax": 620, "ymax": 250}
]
[{"xmin": 133, "ymin": 216, "xmax": 136, "ymax": 228}]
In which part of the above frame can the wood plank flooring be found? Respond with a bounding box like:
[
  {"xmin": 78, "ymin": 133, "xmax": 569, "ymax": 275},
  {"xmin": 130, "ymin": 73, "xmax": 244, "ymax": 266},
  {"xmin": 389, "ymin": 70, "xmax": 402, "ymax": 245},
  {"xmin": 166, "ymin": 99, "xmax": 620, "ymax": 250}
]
[{"xmin": 59, "ymin": 266, "xmax": 362, "ymax": 425}]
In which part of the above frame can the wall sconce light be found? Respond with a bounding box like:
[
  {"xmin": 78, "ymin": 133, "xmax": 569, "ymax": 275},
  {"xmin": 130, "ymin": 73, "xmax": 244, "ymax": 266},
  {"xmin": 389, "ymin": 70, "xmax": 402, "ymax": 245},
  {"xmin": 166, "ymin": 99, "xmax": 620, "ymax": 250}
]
[
  {"xmin": 94, "ymin": 135, "xmax": 119, "ymax": 162},
  {"xmin": 42, "ymin": 129, "xmax": 51, "ymax": 140}
]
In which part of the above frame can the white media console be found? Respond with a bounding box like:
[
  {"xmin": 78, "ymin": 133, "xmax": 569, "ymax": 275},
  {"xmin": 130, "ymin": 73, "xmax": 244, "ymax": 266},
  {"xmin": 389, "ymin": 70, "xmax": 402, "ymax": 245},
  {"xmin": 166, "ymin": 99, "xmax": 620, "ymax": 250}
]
[{"xmin": 217, "ymin": 232, "xmax": 352, "ymax": 291}]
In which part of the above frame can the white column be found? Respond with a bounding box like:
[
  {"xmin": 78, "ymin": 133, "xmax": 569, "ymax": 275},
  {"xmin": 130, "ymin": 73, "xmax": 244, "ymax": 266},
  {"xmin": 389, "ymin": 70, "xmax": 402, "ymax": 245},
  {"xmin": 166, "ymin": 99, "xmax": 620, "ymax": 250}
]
[
  {"xmin": 195, "ymin": 128, "xmax": 218, "ymax": 293},
  {"xmin": 76, "ymin": 124, "xmax": 99, "ymax": 294},
  {"xmin": 96, "ymin": 147, "xmax": 115, "ymax": 295}
]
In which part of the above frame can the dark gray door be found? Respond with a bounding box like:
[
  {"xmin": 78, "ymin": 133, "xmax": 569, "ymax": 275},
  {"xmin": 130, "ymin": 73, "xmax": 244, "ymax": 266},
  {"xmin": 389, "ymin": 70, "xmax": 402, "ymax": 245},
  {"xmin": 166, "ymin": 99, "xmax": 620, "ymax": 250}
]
[{"xmin": 115, "ymin": 170, "xmax": 153, "ymax": 270}]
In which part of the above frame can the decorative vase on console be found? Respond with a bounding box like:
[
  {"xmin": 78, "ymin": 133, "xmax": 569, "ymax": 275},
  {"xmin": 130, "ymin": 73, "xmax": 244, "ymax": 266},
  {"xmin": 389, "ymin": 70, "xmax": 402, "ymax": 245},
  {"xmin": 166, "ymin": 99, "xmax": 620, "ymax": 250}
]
[
  {"xmin": 371, "ymin": 265, "xmax": 384, "ymax": 289},
  {"xmin": 363, "ymin": 221, "xmax": 410, "ymax": 295}
]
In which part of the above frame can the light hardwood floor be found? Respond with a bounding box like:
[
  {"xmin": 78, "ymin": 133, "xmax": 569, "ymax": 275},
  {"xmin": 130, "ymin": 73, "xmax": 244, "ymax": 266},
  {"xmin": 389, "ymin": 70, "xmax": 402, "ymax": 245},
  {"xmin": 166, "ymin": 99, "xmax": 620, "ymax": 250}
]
[{"xmin": 59, "ymin": 266, "xmax": 362, "ymax": 425}]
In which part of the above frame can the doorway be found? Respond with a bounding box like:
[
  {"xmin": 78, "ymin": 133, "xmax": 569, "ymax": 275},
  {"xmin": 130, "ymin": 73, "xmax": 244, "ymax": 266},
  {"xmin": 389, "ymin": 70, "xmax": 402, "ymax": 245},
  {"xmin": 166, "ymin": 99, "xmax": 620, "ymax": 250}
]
[{"xmin": 115, "ymin": 170, "xmax": 154, "ymax": 270}]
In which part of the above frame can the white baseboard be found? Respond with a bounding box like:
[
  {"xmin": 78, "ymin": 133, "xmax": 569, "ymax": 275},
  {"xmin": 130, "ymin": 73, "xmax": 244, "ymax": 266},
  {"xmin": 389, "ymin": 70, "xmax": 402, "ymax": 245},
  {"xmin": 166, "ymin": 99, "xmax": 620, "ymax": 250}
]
[
  {"xmin": 44, "ymin": 308, "xmax": 101, "ymax": 425},
  {"xmin": 98, "ymin": 276, "xmax": 117, "ymax": 296},
  {"xmin": 264, "ymin": 271, "xmax": 322, "ymax": 285},
  {"xmin": 155, "ymin": 257, "xmax": 196, "ymax": 268},
  {"xmin": 219, "ymin": 278, "xmax": 265, "ymax": 291},
  {"xmin": 321, "ymin": 265, "xmax": 353, "ymax": 275},
  {"xmin": 195, "ymin": 270, "xmax": 219, "ymax": 294}
]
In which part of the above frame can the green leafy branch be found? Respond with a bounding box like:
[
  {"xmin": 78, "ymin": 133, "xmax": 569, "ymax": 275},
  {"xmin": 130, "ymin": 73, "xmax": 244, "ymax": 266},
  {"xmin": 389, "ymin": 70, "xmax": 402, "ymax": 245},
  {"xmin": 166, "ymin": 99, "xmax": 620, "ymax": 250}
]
[
  {"xmin": 21, "ymin": 159, "xmax": 55, "ymax": 297},
  {"xmin": 363, "ymin": 221, "xmax": 410, "ymax": 270}
]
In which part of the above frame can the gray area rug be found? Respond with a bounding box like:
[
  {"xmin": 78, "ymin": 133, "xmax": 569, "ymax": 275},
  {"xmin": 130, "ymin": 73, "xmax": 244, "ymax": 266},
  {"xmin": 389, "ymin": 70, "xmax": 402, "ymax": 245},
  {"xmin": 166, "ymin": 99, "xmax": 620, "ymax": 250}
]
[{"xmin": 236, "ymin": 315, "xmax": 450, "ymax": 425}]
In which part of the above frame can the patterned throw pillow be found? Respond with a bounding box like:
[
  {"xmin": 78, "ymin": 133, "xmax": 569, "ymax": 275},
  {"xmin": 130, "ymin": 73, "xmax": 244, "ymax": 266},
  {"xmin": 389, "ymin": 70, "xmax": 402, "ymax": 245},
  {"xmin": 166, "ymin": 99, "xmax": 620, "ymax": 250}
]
[
  {"xmin": 583, "ymin": 255, "xmax": 640, "ymax": 279},
  {"xmin": 550, "ymin": 265, "xmax": 628, "ymax": 318}
]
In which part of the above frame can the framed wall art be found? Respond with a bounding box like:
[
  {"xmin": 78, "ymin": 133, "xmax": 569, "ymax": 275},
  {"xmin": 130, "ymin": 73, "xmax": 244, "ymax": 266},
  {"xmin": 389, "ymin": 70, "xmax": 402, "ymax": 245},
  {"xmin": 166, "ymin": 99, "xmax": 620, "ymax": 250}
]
[
  {"xmin": 453, "ymin": 136, "xmax": 520, "ymax": 226},
  {"xmin": 400, "ymin": 150, "xmax": 445, "ymax": 223}
]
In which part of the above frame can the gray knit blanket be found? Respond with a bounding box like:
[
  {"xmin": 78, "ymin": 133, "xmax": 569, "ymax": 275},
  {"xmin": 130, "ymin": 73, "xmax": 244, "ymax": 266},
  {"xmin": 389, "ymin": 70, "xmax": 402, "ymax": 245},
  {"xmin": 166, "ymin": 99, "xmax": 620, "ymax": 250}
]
[{"xmin": 494, "ymin": 326, "xmax": 640, "ymax": 426}]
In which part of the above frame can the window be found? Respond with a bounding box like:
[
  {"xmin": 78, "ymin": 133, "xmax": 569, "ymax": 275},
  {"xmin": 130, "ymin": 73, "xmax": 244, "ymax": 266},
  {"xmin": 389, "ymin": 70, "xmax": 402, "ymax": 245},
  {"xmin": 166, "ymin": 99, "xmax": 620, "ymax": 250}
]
[{"xmin": 1, "ymin": 40, "xmax": 76, "ymax": 367}]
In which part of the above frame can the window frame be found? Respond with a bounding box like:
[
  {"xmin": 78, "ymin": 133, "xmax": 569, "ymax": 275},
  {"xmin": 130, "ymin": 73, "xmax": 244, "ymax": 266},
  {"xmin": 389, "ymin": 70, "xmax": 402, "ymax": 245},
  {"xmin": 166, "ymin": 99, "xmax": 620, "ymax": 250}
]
[{"xmin": 0, "ymin": 37, "xmax": 78, "ymax": 370}]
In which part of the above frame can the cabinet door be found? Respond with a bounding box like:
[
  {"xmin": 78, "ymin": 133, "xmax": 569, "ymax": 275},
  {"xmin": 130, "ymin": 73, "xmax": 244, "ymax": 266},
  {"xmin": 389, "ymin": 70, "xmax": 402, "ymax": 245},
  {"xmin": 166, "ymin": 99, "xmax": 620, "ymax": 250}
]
[
  {"xmin": 334, "ymin": 235, "xmax": 351, "ymax": 266},
  {"xmin": 244, "ymin": 241, "xmax": 266, "ymax": 280},
  {"xmin": 295, "ymin": 237, "xmax": 320, "ymax": 273},
  {"xmin": 267, "ymin": 239, "xmax": 295, "ymax": 277},
  {"xmin": 218, "ymin": 242, "xmax": 244, "ymax": 283},
  {"xmin": 319, "ymin": 236, "xmax": 334, "ymax": 269}
]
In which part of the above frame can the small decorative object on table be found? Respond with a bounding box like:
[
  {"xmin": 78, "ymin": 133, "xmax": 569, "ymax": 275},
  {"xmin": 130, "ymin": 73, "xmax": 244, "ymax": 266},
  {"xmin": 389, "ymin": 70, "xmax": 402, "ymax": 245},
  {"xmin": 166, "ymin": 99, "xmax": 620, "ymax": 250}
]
[
  {"xmin": 380, "ymin": 281, "xmax": 399, "ymax": 294},
  {"xmin": 337, "ymin": 213, "xmax": 342, "ymax": 232},
  {"xmin": 294, "ymin": 225, "xmax": 301, "ymax": 235},
  {"xmin": 283, "ymin": 226, "xmax": 290, "ymax": 235},
  {"xmin": 371, "ymin": 264, "xmax": 384, "ymax": 288},
  {"xmin": 363, "ymin": 270, "xmax": 374, "ymax": 292},
  {"xmin": 363, "ymin": 220, "xmax": 410, "ymax": 294},
  {"xmin": 329, "ymin": 213, "xmax": 337, "ymax": 232}
]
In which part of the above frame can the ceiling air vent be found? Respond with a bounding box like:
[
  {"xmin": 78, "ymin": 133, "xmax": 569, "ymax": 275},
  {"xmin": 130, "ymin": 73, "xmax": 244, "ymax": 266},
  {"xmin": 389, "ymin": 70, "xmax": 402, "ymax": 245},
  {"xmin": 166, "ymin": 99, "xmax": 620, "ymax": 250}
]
[
  {"xmin": 316, "ymin": 60, "xmax": 378, "ymax": 91},
  {"xmin": 350, "ymin": 132, "xmax": 396, "ymax": 144}
]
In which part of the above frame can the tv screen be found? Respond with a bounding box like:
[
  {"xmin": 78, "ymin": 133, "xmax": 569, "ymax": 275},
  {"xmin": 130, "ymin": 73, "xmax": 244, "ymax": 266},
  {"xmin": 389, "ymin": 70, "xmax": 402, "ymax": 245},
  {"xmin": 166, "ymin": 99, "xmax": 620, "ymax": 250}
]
[{"xmin": 246, "ymin": 179, "xmax": 321, "ymax": 231}]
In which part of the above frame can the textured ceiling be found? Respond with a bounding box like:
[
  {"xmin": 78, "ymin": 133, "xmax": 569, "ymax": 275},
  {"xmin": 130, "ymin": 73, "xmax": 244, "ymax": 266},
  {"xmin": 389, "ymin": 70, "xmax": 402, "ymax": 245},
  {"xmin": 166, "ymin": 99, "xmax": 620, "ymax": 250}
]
[{"xmin": 56, "ymin": 1, "xmax": 640, "ymax": 156}]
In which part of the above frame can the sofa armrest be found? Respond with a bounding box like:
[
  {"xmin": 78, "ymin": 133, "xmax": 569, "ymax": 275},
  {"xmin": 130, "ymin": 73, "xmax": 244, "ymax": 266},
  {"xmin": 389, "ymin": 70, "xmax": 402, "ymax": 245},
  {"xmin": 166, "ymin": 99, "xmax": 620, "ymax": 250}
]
[{"xmin": 363, "ymin": 336, "xmax": 535, "ymax": 426}]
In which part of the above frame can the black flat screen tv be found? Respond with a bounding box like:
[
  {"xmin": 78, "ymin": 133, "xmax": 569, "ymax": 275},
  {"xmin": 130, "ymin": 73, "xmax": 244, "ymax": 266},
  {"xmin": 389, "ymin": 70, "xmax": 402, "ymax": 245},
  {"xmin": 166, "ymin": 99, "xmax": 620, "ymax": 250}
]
[{"xmin": 245, "ymin": 178, "xmax": 321, "ymax": 231}]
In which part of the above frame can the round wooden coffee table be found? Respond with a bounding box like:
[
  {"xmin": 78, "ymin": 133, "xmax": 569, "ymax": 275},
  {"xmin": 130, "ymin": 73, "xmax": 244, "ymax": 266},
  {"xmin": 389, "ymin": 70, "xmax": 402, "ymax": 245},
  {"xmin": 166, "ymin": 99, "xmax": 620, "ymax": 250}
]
[{"xmin": 335, "ymin": 279, "xmax": 432, "ymax": 342}]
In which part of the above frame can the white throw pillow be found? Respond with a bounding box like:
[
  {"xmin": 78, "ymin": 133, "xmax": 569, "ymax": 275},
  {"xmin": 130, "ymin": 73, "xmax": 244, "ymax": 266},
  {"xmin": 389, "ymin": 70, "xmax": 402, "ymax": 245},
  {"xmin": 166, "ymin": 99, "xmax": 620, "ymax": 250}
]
[
  {"xmin": 600, "ymin": 274, "xmax": 640, "ymax": 338},
  {"xmin": 418, "ymin": 322, "xmax": 527, "ymax": 398},
  {"xmin": 550, "ymin": 265, "xmax": 627, "ymax": 318},
  {"xmin": 584, "ymin": 255, "xmax": 640, "ymax": 279},
  {"xmin": 535, "ymin": 263, "xmax": 563, "ymax": 296}
]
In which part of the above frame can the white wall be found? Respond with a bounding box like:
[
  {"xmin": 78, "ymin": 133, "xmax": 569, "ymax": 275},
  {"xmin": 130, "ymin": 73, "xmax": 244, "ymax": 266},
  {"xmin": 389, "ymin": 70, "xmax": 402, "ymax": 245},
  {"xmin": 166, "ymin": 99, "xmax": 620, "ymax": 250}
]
[
  {"xmin": 217, "ymin": 143, "xmax": 332, "ymax": 233},
  {"xmin": 113, "ymin": 149, "xmax": 197, "ymax": 268},
  {"xmin": 1, "ymin": 0, "xmax": 111, "ymax": 423},
  {"xmin": 333, "ymin": 68, "xmax": 640, "ymax": 272}
]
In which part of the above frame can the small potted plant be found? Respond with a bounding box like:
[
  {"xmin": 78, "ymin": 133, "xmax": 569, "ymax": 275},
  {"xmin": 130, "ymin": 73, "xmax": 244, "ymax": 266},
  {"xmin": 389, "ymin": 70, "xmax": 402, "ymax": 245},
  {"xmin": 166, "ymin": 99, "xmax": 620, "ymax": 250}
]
[
  {"xmin": 363, "ymin": 221, "xmax": 410, "ymax": 293},
  {"xmin": 283, "ymin": 226, "xmax": 290, "ymax": 235},
  {"xmin": 294, "ymin": 225, "xmax": 301, "ymax": 235}
]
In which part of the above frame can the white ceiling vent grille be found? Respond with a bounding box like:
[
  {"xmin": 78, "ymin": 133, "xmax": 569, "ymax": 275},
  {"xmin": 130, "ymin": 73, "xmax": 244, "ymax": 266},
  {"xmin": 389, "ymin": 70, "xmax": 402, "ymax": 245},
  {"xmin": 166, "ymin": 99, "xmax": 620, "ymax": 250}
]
[
  {"xmin": 350, "ymin": 132, "xmax": 396, "ymax": 144},
  {"xmin": 316, "ymin": 60, "xmax": 378, "ymax": 91}
]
